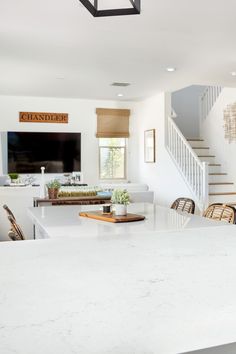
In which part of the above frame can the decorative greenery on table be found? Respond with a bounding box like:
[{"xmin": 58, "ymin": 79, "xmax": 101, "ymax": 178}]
[
  {"xmin": 111, "ymin": 189, "xmax": 130, "ymax": 205},
  {"xmin": 58, "ymin": 191, "xmax": 97, "ymax": 198},
  {"xmin": 46, "ymin": 179, "xmax": 61, "ymax": 189},
  {"xmin": 9, "ymin": 173, "xmax": 19, "ymax": 180}
]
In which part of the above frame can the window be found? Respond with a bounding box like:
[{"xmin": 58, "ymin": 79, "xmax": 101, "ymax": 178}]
[{"xmin": 99, "ymin": 138, "xmax": 126, "ymax": 179}]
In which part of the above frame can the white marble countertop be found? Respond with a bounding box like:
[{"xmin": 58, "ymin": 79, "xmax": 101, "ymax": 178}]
[
  {"xmin": 28, "ymin": 203, "xmax": 229, "ymax": 239},
  {"xmin": 1, "ymin": 225, "xmax": 236, "ymax": 354}
]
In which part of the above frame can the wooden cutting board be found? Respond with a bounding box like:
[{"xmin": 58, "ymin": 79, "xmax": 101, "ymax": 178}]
[{"xmin": 79, "ymin": 211, "xmax": 145, "ymax": 223}]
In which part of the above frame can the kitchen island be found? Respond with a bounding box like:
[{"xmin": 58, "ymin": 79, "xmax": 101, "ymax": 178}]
[
  {"xmin": 28, "ymin": 203, "xmax": 229, "ymax": 239},
  {"xmin": 1, "ymin": 224, "xmax": 236, "ymax": 354}
]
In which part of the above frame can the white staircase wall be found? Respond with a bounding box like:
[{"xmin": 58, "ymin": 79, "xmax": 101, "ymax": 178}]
[
  {"xmin": 131, "ymin": 92, "xmax": 197, "ymax": 208},
  {"xmin": 172, "ymin": 85, "xmax": 206, "ymax": 138},
  {"xmin": 201, "ymin": 87, "xmax": 236, "ymax": 203}
]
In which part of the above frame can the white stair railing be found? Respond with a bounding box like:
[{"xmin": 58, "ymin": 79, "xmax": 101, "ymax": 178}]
[
  {"xmin": 200, "ymin": 86, "xmax": 222, "ymax": 120},
  {"xmin": 166, "ymin": 116, "xmax": 208, "ymax": 210}
]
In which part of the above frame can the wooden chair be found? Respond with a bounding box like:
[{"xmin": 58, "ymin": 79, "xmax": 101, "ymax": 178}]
[
  {"xmin": 3, "ymin": 204, "xmax": 25, "ymax": 240},
  {"xmin": 3, "ymin": 204, "xmax": 16, "ymax": 220},
  {"xmin": 7, "ymin": 215, "xmax": 25, "ymax": 241},
  {"xmin": 171, "ymin": 198, "xmax": 195, "ymax": 214},
  {"xmin": 203, "ymin": 203, "xmax": 236, "ymax": 224}
]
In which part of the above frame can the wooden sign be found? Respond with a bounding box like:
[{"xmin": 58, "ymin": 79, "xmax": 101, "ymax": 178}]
[{"xmin": 19, "ymin": 112, "xmax": 68, "ymax": 124}]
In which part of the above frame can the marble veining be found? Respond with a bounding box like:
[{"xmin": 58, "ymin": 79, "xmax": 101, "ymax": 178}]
[{"xmin": 1, "ymin": 224, "xmax": 236, "ymax": 353}]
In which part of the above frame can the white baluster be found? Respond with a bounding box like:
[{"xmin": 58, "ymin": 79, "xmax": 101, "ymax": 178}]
[
  {"xmin": 166, "ymin": 115, "xmax": 209, "ymax": 212},
  {"xmin": 179, "ymin": 136, "xmax": 181, "ymax": 169},
  {"xmin": 172, "ymin": 126, "xmax": 174, "ymax": 157},
  {"xmin": 168, "ymin": 119, "xmax": 171, "ymax": 151},
  {"xmin": 170, "ymin": 120, "xmax": 172, "ymax": 150},
  {"xmin": 177, "ymin": 134, "xmax": 179, "ymax": 166},
  {"xmin": 208, "ymin": 87, "xmax": 211, "ymax": 116},
  {"xmin": 184, "ymin": 145, "xmax": 187, "ymax": 176},
  {"xmin": 205, "ymin": 94, "xmax": 207, "ymax": 119},
  {"xmin": 187, "ymin": 148, "xmax": 190, "ymax": 183},
  {"xmin": 191, "ymin": 155, "xmax": 194, "ymax": 188},
  {"xmin": 196, "ymin": 164, "xmax": 198, "ymax": 198},
  {"xmin": 213, "ymin": 86, "xmax": 217, "ymax": 104},
  {"xmin": 173, "ymin": 128, "xmax": 175, "ymax": 158},
  {"xmin": 209, "ymin": 87, "xmax": 212, "ymax": 111},
  {"xmin": 202, "ymin": 162, "xmax": 209, "ymax": 209},
  {"xmin": 197, "ymin": 164, "xmax": 200, "ymax": 199},
  {"xmin": 202, "ymin": 95, "xmax": 205, "ymax": 120}
]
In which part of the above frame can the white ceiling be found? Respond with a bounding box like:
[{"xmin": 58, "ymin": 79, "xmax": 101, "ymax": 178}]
[{"xmin": 1, "ymin": 0, "xmax": 236, "ymax": 100}]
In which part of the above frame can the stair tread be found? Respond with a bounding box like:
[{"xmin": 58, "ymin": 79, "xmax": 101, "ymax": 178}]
[
  {"xmin": 209, "ymin": 173, "xmax": 227, "ymax": 175},
  {"xmin": 209, "ymin": 182, "xmax": 234, "ymax": 185},
  {"xmin": 187, "ymin": 138, "xmax": 204, "ymax": 141},
  {"xmin": 198, "ymin": 155, "xmax": 215, "ymax": 157},
  {"xmin": 192, "ymin": 147, "xmax": 210, "ymax": 149},
  {"xmin": 209, "ymin": 164, "xmax": 221, "ymax": 166},
  {"xmin": 209, "ymin": 192, "xmax": 236, "ymax": 196}
]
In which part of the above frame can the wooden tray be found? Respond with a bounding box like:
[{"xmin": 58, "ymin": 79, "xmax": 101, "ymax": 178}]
[{"xmin": 79, "ymin": 211, "xmax": 145, "ymax": 223}]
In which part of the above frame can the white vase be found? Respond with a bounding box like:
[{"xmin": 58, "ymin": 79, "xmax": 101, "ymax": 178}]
[{"xmin": 115, "ymin": 204, "xmax": 127, "ymax": 216}]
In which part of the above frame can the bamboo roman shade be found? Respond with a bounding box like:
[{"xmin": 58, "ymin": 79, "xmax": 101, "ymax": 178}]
[{"xmin": 96, "ymin": 108, "xmax": 130, "ymax": 138}]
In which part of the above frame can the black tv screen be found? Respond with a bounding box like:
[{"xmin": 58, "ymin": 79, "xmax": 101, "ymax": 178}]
[{"xmin": 8, "ymin": 132, "xmax": 81, "ymax": 173}]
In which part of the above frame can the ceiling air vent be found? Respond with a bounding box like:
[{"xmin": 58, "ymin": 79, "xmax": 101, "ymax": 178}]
[{"xmin": 111, "ymin": 82, "xmax": 131, "ymax": 87}]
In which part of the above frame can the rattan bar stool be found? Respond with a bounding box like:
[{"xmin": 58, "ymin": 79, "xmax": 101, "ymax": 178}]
[
  {"xmin": 203, "ymin": 203, "xmax": 236, "ymax": 224},
  {"xmin": 7, "ymin": 215, "xmax": 25, "ymax": 241},
  {"xmin": 3, "ymin": 205, "xmax": 25, "ymax": 241},
  {"xmin": 3, "ymin": 204, "xmax": 16, "ymax": 220},
  {"xmin": 171, "ymin": 198, "xmax": 195, "ymax": 214}
]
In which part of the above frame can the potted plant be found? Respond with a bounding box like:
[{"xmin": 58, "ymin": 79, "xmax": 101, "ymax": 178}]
[
  {"xmin": 111, "ymin": 189, "xmax": 130, "ymax": 216},
  {"xmin": 8, "ymin": 173, "xmax": 19, "ymax": 184},
  {"xmin": 46, "ymin": 179, "xmax": 61, "ymax": 199}
]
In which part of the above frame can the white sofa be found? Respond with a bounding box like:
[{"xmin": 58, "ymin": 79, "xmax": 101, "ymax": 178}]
[{"xmin": 99, "ymin": 183, "xmax": 154, "ymax": 203}]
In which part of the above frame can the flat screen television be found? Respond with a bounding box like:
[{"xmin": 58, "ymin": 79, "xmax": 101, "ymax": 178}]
[{"xmin": 8, "ymin": 132, "xmax": 81, "ymax": 173}]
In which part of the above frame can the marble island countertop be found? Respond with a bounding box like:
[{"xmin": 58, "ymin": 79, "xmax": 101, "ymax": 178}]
[
  {"xmin": 28, "ymin": 203, "xmax": 230, "ymax": 239},
  {"xmin": 1, "ymin": 224, "xmax": 236, "ymax": 354}
]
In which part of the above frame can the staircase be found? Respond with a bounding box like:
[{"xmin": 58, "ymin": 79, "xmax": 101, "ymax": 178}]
[
  {"xmin": 187, "ymin": 138, "xmax": 236, "ymax": 204},
  {"xmin": 167, "ymin": 85, "xmax": 236, "ymax": 211},
  {"xmin": 166, "ymin": 116, "xmax": 208, "ymax": 211}
]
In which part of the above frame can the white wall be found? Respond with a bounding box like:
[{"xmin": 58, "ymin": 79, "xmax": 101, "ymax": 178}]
[
  {"xmin": 0, "ymin": 95, "xmax": 136, "ymax": 185},
  {"xmin": 201, "ymin": 87, "xmax": 236, "ymax": 186},
  {"xmin": 131, "ymin": 92, "xmax": 194, "ymax": 206},
  {"xmin": 172, "ymin": 85, "xmax": 205, "ymax": 138},
  {"xmin": 0, "ymin": 92, "xmax": 200, "ymax": 241}
]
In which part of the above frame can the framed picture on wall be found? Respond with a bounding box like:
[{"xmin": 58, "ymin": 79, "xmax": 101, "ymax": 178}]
[{"xmin": 144, "ymin": 129, "xmax": 155, "ymax": 163}]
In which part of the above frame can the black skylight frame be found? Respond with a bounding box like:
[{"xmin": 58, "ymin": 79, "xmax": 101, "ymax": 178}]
[{"xmin": 79, "ymin": 0, "xmax": 141, "ymax": 17}]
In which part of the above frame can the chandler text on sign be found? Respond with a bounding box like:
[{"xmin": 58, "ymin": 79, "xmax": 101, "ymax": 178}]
[{"xmin": 19, "ymin": 112, "xmax": 68, "ymax": 124}]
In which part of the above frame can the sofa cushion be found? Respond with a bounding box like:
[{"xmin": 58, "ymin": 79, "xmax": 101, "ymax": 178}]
[{"xmin": 99, "ymin": 183, "xmax": 149, "ymax": 192}]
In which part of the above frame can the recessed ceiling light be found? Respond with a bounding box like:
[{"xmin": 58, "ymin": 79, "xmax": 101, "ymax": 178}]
[
  {"xmin": 56, "ymin": 77, "xmax": 65, "ymax": 80},
  {"xmin": 118, "ymin": 93, "xmax": 123, "ymax": 97},
  {"xmin": 231, "ymin": 72, "xmax": 236, "ymax": 76},
  {"xmin": 111, "ymin": 82, "xmax": 130, "ymax": 87},
  {"xmin": 166, "ymin": 67, "xmax": 176, "ymax": 72}
]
